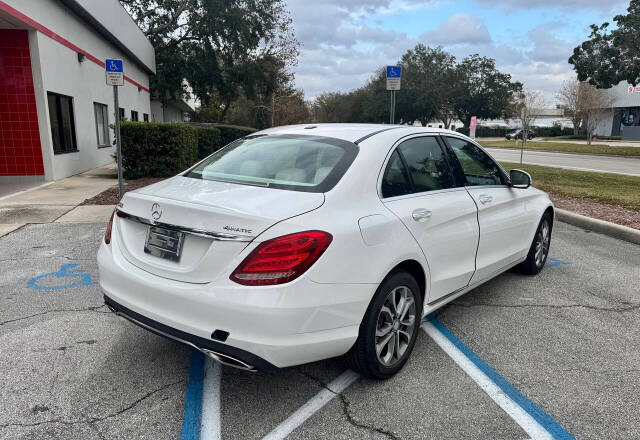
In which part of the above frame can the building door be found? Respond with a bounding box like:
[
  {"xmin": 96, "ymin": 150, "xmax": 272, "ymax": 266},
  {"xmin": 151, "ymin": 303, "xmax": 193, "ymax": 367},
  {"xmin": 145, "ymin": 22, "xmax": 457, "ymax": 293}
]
[{"xmin": 0, "ymin": 30, "xmax": 44, "ymax": 178}]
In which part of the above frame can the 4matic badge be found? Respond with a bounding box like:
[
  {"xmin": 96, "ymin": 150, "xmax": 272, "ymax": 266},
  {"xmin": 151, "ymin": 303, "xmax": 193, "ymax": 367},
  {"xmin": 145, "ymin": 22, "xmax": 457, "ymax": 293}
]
[{"xmin": 223, "ymin": 225, "xmax": 252, "ymax": 234}]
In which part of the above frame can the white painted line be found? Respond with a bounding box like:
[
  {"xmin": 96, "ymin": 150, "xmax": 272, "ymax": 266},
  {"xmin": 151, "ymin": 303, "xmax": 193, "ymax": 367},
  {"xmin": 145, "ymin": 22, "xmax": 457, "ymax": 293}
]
[
  {"xmin": 422, "ymin": 321, "xmax": 553, "ymax": 440},
  {"xmin": 0, "ymin": 181, "xmax": 54, "ymax": 201},
  {"xmin": 200, "ymin": 358, "xmax": 222, "ymax": 440},
  {"xmin": 261, "ymin": 370, "xmax": 360, "ymax": 440}
]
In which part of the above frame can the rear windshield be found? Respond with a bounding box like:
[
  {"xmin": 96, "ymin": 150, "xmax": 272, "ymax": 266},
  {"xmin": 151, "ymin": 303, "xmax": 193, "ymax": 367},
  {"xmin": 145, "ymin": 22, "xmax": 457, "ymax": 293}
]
[{"xmin": 185, "ymin": 134, "xmax": 359, "ymax": 192}]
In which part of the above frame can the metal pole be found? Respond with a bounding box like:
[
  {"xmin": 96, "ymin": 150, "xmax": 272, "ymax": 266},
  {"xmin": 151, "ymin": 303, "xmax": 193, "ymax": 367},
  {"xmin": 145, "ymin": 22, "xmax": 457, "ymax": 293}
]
[
  {"xmin": 390, "ymin": 90, "xmax": 396, "ymax": 124},
  {"xmin": 389, "ymin": 90, "xmax": 393, "ymax": 124},
  {"xmin": 113, "ymin": 85, "xmax": 124, "ymax": 199}
]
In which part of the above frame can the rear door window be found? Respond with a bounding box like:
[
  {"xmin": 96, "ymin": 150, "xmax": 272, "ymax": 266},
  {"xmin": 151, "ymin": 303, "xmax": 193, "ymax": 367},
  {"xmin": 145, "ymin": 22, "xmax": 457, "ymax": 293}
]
[
  {"xmin": 397, "ymin": 137, "xmax": 455, "ymax": 193},
  {"xmin": 445, "ymin": 137, "xmax": 506, "ymax": 186},
  {"xmin": 381, "ymin": 136, "xmax": 455, "ymax": 198},
  {"xmin": 381, "ymin": 151, "xmax": 412, "ymax": 198}
]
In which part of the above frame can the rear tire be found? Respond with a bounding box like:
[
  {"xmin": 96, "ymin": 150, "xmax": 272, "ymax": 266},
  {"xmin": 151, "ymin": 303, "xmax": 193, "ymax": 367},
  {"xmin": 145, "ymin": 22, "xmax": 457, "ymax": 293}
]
[
  {"xmin": 517, "ymin": 213, "xmax": 552, "ymax": 275},
  {"xmin": 344, "ymin": 271, "xmax": 422, "ymax": 379}
]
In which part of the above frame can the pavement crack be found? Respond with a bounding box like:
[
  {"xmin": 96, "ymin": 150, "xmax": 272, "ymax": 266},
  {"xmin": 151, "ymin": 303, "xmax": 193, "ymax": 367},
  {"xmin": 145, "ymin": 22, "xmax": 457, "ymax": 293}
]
[
  {"xmin": 0, "ymin": 305, "xmax": 110, "ymax": 326},
  {"xmin": 338, "ymin": 394, "xmax": 402, "ymax": 440},
  {"xmin": 296, "ymin": 370, "xmax": 401, "ymax": 440},
  {"xmin": 450, "ymin": 301, "xmax": 640, "ymax": 313},
  {"xmin": 557, "ymin": 367, "xmax": 640, "ymax": 375},
  {"xmin": 85, "ymin": 379, "xmax": 184, "ymax": 423},
  {"xmin": 0, "ymin": 380, "xmax": 184, "ymax": 430}
]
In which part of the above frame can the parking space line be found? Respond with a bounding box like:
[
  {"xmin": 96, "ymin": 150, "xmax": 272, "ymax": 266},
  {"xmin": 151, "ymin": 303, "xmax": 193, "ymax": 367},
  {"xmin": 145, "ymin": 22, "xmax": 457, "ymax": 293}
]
[
  {"xmin": 261, "ymin": 369, "xmax": 360, "ymax": 440},
  {"xmin": 422, "ymin": 317, "xmax": 574, "ymax": 440},
  {"xmin": 201, "ymin": 357, "xmax": 222, "ymax": 440},
  {"xmin": 181, "ymin": 350, "xmax": 205, "ymax": 440}
]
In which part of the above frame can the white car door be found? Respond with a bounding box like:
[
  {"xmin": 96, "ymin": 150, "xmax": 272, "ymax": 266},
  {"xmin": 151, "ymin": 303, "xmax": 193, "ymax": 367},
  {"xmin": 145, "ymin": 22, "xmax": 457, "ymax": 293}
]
[
  {"xmin": 443, "ymin": 136, "xmax": 537, "ymax": 284},
  {"xmin": 381, "ymin": 135, "xmax": 479, "ymax": 303}
]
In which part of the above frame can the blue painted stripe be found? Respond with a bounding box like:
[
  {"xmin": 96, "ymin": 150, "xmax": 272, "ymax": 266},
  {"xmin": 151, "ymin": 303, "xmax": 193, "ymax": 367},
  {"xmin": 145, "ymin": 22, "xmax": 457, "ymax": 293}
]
[
  {"xmin": 426, "ymin": 315, "xmax": 574, "ymax": 440},
  {"xmin": 181, "ymin": 349, "xmax": 205, "ymax": 440}
]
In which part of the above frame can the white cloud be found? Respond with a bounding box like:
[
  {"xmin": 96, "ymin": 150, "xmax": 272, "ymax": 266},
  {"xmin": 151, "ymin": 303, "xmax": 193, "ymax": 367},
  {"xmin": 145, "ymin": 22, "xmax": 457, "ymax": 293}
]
[
  {"xmin": 421, "ymin": 14, "xmax": 492, "ymax": 45},
  {"xmin": 286, "ymin": 1, "xmax": 590, "ymax": 103},
  {"xmin": 526, "ymin": 23, "xmax": 574, "ymax": 64},
  {"xmin": 474, "ymin": 0, "xmax": 627, "ymax": 12}
]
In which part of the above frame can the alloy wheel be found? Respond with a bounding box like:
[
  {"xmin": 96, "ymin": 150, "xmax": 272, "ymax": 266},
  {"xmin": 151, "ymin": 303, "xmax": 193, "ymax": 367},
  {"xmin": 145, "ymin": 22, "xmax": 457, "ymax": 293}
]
[
  {"xmin": 534, "ymin": 220, "xmax": 551, "ymax": 268},
  {"xmin": 375, "ymin": 285, "xmax": 417, "ymax": 367}
]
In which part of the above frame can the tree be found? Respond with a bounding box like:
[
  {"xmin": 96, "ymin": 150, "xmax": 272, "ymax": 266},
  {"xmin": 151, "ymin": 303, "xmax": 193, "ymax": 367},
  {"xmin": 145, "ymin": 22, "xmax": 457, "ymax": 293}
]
[
  {"xmin": 451, "ymin": 55, "xmax": 522, "ymax": 128},
  {"xmin": 514, "ymin": 89, "xmax": 546, "ymax": 139},
  {"xmin": 396, "ymin": 45, "xmax": 457, "ymax": 126},
  {"xmin": 581, "ymin": 84, "xmax": 615, "ymax": 145},
  {"xmin": 557, "ymin": 80, "xmax": 585, "ymax": 136},
  {"xmin": 120, "ymin": 0, "xmax": 299, "ymax": 121},
  {"xmin": 569, "ymin": 0, "xmax": 640, "ymax": 88}
]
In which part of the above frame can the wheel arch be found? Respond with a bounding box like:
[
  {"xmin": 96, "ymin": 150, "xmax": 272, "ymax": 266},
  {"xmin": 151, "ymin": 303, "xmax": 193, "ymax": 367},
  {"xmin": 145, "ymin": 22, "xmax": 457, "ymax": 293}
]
[{"xmin": 387, "ymin": 259, "xmax": 426, "ymax": 309}]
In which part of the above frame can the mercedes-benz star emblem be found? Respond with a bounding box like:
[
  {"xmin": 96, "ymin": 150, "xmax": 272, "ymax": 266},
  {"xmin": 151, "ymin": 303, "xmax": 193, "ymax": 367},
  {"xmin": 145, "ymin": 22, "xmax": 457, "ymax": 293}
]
[{"xmin": 151, "ymin": 203, "xmax": 162, "ymax": 221}]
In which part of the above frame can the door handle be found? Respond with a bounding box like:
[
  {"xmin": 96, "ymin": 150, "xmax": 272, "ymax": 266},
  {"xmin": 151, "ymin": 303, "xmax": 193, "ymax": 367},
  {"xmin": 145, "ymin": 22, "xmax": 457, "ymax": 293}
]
[
  {"xmin": 479, "ymin": 194, "xmax": 493, "ymax": 204},
  {"xmin": 412, "ymin": 208, "xmax": 432, "ymax": 221}
]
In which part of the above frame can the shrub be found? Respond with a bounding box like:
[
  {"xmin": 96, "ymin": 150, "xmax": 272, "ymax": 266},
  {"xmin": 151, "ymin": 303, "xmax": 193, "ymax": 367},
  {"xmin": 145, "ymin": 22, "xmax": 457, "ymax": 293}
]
[
  {"xmin": 195, "ymin": 126, "xmax": 222, "ymax": 159},
  {"xmin": 120, "ymin": 122, "xmax": 197, "ymax": 179},
  {"xmin": 187, "ymin": 123, "xmax": 257, "ymax": 159}
]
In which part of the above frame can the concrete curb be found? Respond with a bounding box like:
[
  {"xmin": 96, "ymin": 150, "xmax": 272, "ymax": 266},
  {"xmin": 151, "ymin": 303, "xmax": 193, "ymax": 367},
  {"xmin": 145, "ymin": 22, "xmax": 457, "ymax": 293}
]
[{"xmin": 556, "ymin": 208, "xmax": 640, "ymax": 245}]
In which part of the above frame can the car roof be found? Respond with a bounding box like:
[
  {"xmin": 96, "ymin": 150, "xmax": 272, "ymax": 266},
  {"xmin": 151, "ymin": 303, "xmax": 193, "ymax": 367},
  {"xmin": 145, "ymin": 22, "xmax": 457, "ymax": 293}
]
[{"xmin": 255, "ymin": 123, "xmax": 457, "ymax": 144}]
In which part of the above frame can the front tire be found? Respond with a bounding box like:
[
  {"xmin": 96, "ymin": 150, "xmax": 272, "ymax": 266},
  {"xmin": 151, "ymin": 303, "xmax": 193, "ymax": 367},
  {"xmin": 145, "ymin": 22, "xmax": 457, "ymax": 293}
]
[
  {"xmin": 517, "ymin": 213, "xmax": 552, "ymax": 275},
  {"xmin": 345, "ymin": 271, "xmax": 422, "ymax": 379}
]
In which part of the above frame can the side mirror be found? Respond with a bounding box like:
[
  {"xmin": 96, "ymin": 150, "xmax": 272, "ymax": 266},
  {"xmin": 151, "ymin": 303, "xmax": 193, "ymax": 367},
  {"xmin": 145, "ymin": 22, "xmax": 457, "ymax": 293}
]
[{"xmin": 509, "ymin": 169, "xmax": 531, "ymax": 189}]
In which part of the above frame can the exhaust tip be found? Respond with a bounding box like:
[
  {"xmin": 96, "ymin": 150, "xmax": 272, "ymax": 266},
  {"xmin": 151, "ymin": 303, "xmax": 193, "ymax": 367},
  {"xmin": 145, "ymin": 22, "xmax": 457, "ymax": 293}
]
[{"xmin": 200, "ymin": 348, "xmax": 256, "ymax": 372}]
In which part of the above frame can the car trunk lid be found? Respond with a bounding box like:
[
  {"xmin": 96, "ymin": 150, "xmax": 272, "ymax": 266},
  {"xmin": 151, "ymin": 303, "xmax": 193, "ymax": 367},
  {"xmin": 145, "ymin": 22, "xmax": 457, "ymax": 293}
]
[{"xmin": 115, "ymin": 176, "xmax": 324, "ymax": 283}]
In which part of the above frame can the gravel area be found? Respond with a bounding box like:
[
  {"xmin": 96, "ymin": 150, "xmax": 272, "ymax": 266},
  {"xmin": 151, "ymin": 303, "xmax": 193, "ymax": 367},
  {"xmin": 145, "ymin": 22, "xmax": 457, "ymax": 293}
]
[
  {"xmin": 550, "ymin": 194, "xmax": 640, "ymax": 230},
  {"xmin": 81, "ymin": 177, "xmax": 163, "ymax": 205}
]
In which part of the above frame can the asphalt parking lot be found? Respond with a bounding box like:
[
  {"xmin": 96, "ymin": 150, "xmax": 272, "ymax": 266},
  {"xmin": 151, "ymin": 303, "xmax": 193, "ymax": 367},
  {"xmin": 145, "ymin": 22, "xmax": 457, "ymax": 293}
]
[{"xmin": 1, "ymin": 220, "xmax": 638, "ymax": 440}]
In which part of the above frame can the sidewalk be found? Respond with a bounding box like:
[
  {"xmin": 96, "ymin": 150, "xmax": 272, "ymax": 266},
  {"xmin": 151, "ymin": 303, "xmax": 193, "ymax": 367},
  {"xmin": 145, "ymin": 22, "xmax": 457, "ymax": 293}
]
[{"xmin": 0, "ymin": 163, "xmax": 117, "ymax": 237}]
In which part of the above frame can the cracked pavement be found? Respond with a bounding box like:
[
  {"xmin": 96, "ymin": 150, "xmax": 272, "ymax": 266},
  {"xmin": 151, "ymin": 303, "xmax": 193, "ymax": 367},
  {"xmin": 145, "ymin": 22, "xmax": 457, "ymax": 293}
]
[{"xmin": 1, "ymin": 221, "xmax": 638, "ymax": 439}]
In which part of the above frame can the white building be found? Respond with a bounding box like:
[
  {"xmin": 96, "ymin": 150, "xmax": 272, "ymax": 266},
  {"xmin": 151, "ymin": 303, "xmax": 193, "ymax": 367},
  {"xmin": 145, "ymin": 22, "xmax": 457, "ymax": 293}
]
[
  {"xmin": 594, "ymin": 82, "xmax": 640, "ymax": 141},
  {"xmin": 0, "ymin": 0, "xmax": 155, "ymax": 183}
]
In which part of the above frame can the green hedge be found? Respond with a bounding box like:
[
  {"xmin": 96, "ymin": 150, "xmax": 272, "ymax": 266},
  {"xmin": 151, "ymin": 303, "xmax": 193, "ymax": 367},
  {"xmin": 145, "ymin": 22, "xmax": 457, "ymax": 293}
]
[
  {"xmin": 120, "ymin": 122, "xmax": 197, "ymax": 179},
  {"xmin": 195, "ymin": 127, "xmax": 222, "ymax": 159},
  {"xmin": 187, "ymin": 123, "xmax": 257, "ymax": 159},
  {"xmin": 456, "ymin": 125, "xmax": 574, "ymax": 138}
]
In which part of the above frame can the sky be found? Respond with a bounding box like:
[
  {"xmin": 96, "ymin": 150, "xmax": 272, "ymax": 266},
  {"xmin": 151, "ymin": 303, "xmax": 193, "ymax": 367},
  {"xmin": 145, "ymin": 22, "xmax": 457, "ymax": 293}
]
[{"xmin": 285, "ymin": 0, "xmax": 630, "ymax": 104}]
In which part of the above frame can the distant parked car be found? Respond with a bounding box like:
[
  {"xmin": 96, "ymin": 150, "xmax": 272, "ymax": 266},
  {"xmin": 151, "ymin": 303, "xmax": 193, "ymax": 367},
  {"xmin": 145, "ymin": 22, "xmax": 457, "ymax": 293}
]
[{"xmin": 506, "ymin": 130, "xmax": 535, "ymax": 140}]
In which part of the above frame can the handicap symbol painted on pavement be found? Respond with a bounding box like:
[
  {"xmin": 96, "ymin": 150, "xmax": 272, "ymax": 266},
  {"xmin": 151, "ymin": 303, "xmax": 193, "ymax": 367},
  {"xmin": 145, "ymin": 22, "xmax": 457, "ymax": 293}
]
[
  {"xmin": 545, "ymin": 257, "xmax": 572, "ymax": 268},
  {"xmin": 27, "ymin": 264, "xmax": 96, "ymax": 291}
]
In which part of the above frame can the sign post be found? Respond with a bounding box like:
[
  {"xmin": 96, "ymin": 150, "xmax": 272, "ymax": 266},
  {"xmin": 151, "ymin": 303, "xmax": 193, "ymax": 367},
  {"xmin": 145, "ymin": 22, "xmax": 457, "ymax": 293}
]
[
  {"xmin": 106, "ymin": 59, "xmax": 124, "ymax": 199},
  {"xmin": 469, "ymin": 116, "xmax": 477, "ymax": 139},
  {"xmin": 520, "ymin": 107, "xmax": 526, "ymax": 164},
  {"xmin": 386, "ymin": 66, "xmax": 402, "ymax": 124}
]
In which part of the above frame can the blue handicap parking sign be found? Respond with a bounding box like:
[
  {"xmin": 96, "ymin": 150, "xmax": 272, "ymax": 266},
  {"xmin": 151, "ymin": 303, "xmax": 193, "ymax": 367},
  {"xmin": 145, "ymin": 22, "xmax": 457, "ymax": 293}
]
[
  {"xmin": 386, "ymin": 65, "xmax": 402, "ymax": 78},
  {"xmin": 105, "ymin": 59, "xmax": 123, "ymax": 73}
]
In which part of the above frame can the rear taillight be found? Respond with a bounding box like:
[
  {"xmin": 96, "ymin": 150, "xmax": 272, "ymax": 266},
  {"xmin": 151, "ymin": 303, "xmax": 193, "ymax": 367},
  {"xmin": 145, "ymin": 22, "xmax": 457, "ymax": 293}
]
[
  {"xmin": 104, "ymin": 209, "xmax": 116, "ymax": 244},
  {"xmin": 230, "ymin": 230, "xmax": 333, "ymax": 286}
]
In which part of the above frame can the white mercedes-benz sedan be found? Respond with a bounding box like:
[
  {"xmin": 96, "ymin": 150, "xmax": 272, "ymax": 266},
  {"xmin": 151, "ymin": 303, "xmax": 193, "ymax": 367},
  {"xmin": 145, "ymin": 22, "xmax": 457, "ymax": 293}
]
[{"xmin": 98, "ymin": 123, "xmax": 553, "ymax": 379}]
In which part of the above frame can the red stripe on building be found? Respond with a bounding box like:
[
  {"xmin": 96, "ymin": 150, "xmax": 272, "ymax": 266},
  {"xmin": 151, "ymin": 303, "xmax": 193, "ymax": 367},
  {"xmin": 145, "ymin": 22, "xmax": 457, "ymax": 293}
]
[{"xmin": 0, "ymin": 1, "xmax": 151, "ymax": 93}]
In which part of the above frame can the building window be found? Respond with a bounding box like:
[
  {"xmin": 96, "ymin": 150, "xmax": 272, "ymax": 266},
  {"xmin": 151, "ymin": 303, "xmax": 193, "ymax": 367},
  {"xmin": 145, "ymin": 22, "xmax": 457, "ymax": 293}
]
[
  {"xmin": 47, "ymin": 92, "xmax": 77, "ymax": 154},
  {"xmin": 119, "ymin": 108, "xmax": 125, "ymax": 120},
  {"xmin": 143, "ymin": 113, "xmax": 149, "ymax": 122},
  {"xmin": 131, "ymin": 110, "xmax": 139, "ymax": 122},
  {"xmin": 94, "ymin": 103, "xmax": 110, "ymax": 147}
]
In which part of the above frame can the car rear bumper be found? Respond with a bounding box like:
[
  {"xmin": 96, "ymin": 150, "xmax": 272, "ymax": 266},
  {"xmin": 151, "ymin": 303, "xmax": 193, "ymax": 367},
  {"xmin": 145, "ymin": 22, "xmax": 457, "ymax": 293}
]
[
  {"xmin": 104, "ymin": 295, "xmax": 277, "ymax": 371},
  {"xmin": 97, "ymin": 241, "xmax": 376, "ymax": 369}
]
